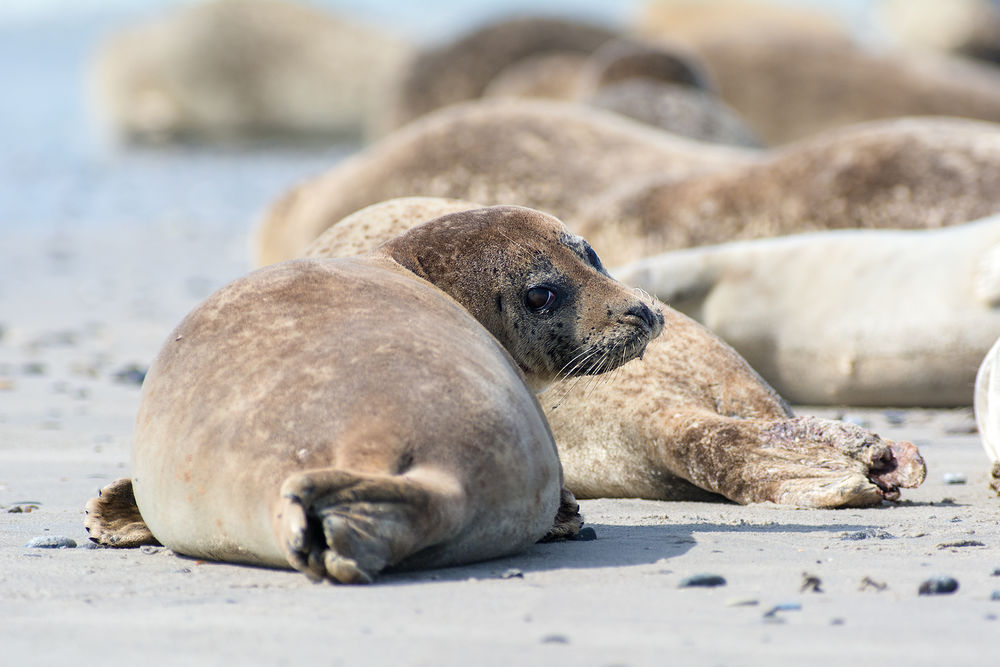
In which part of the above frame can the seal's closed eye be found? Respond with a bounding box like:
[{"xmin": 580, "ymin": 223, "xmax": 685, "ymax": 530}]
[{"xmin": 525, "ymin": 286, "xmax": 557, "ymax": 312}]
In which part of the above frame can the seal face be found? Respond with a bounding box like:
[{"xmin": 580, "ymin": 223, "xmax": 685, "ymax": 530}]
[{"xmin": 85, "ymin": 205, "xmax": 662, "ymax": 583}]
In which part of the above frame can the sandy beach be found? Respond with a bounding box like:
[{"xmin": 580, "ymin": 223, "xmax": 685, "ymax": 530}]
[
  {"xmin": 1, "ymin": 221, "xmax": 998, "ymax": 665},
  {"xmin": 2, "ymin": 2, "xmax": 999, "ymax": 665}
]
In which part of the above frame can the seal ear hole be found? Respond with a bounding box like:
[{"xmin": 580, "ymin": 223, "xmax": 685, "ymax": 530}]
[{"xmin": 525, "ymin": 286, "xmax": 557, "ymax": 313}]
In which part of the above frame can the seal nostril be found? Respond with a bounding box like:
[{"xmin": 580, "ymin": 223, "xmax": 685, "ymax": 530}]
[{"xmin": 625, "ymin": 304, "xmax": 655, "ymax": 330}]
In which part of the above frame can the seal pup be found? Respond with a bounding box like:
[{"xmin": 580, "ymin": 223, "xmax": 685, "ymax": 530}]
[
  {"xmin": 615, "ymin": 215, "xmax": 1000, "ymax": 407},
  {"xmin": 975, "ymin": 337, "xmax": 1000, "ymax": 494},
  {"xmin": 305, "ymin": 197, "xmax": 927, "ymax": 507},
  {"xmin": 85, "ymin": 206, "xmax": 664, "ymax": 582},
  {"xmin": 253, "ymin": 99, "xmax": 754, "ymax": 267},
  {"xmin": 90, "ymin": 0, "xmax": 411, "ymax": 143}
]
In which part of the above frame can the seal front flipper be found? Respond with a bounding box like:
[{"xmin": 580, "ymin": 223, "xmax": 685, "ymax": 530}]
[
  {"xmin": 641, "ymin": 413, "xmax": 926, "ymax": 508},
  {"xmin": 275, "ymin": 468, "xmax": 466, "ymax": 584},
  {"xmin": 84, "ymin": 478, "xmax": 160, "ymax": 547}
]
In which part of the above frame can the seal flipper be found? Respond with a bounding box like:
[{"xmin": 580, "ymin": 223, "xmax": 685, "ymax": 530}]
[
  {"xmin": 640, "ymin": 413, "xmax": 926, "ymax": 508},
  {"xmin": 276, "ymin": 468, "xmax": 466, "ymax": 584},
  {"xmin": 539, "ymin": 486, "xmax": 583, "ymax": 542},
  {"xmin": 84, "ymin": 478, "xmax": 160, "ymax": 547}
]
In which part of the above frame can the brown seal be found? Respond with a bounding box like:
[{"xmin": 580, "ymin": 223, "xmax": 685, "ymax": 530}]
[
  {"xmin": 303, "ymin": 197, "xmax": 927, "ymax": 507},
  {"xmin": 84, "ymin": 206, "xmax": 664, "ymax": 582},
  {"xmin": 254, "ymin": 103, "xmax": 1000, "ymax": 268},
  {"xmin": 90, "ymin": 0, "xmax": 411, "ymax": 143}
]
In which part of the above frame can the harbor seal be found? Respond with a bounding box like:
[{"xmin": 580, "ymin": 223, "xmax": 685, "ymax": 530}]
[
  {"xmin": 254, "ymin": 104, "xmax": 1000, "ymax": 268},
  {"xmin": 90, "ymin": 0, "xmax": 411, "ymax": 143},
  {"xmin": 652, "ymin": 29, "xmax": 1000, "ymax": 144},
  {"xmin": 615, "ymin": 215, "xmax": 1000, "ymax": 407},
  {"xmin": 304, "ymin": 197, "xmax": 927, "ymax": 507},
  {"xmin": 252, "ymin": 99, "xmax": 753, "ymax": 267},
  {"xmin": 975, "ymin": 337, "xmax": 1000, "ymax": 494},
  {"xmin": 85, "ymin": 206, "xmax": 664, "ymax": 582}
]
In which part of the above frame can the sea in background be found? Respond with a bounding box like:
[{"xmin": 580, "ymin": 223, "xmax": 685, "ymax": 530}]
[{"xmin": 0, "ymin": 0, "xmax": 878, "ymax": 236}]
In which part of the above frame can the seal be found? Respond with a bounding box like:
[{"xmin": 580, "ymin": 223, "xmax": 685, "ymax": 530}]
[
  {"xmin": 615, "ymin": 214, "xmax": 1000, "ymax": 407},
  {"xmin": 975, "ymin": 336, "xmax": 1000, "ymax": 494},
  {"xmin": 252, "ymin": 99, "xmax": 755, "ymax": 266},
  {"xmin": 90, "ymin": 0, "xmax": 411, "ymax": 143},
  {"xmin": 254, "ymin": 104, "xmax": 1000, "ymax": 268},
  {"xmin": 304, "ymin": 197, "xmax": 927, "ymax": 507},
  {"xmin": 386, "ymin": 16, "xmax": 617, "ymax": 130},
  {"xmin": 84, "ymin": 206, "xmax": 664, "ymax": 582},
  {"xmin": 650, "ymin": 28, "xmax": 1000, "ymax": 144}
]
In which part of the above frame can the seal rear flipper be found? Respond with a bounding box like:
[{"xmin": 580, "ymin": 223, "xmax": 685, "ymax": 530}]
[
  {"xmin": 275, "ymin": 468, "xmax": 466, "ymax": 584},
  {"xmin": 643, "ymin": 413, "xmax": 925, "ymax": 508},
  {"xmin": 84, "ymin": 478, "xmax": 160, "ymax": 547},
  {"xmin": 539, "ymin": 486, "xmax": 582, "ymax": 542}
]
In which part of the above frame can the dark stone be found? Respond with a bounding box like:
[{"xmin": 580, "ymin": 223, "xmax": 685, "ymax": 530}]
[
  {"xmin": 918, "ymin": 576, "xmax": 959, "ymax": 595},
  {"xmin": 679, "ymin": 573, "xmax": 726, "ymax": 588}
]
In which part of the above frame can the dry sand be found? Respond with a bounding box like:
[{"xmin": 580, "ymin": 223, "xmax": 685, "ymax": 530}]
[{"xmin": 1, "ymin": 222, "xmax": 998, "ymax": 666}]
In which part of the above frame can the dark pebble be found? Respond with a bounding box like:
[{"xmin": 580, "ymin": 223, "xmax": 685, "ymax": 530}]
[
  {"xmin": 679, "ymin": 573, "xmax": 726, "ymax": 588},
  {"xmin": 991, "ymin": 568, "xmax": 1000, "ymax": 577},
  {"xmin": 763, "ymin": 602, "xmax": 802, "ymax": 617},
  {"xmin": 937, "ymin": 540, "xmax": 986, "ymax": 549},
  {"xmin": 24, "ymin": 535, "xmax": 76, "ymax": 549},
  {"xmin": 841, "ymin": 528, "xmax": 895, "ymax": 541},
  {"xmin": 991, "ymin": 591, "xmax": 1000, "ymax": 601},
  {"xmin": 572, "ymin": 526, "xmax": 597, "ymax": 541},
  {"xmin": 112, "ymin": 364, "xmax": 147, "ymax": 386},
  {"xmin": 22, "ymin": 362, "xmax": 46, "ymax": 376},
  {"xmin": 918, "ymin": 576, "xmax": 959, "ymax": 595},
  {"xmin": 540, "ymin": 635, "xmax": 569, "ymax": 644},
  {"xmin": 942, "ymin": 472, "xmax": 967, "ymax": 485}
]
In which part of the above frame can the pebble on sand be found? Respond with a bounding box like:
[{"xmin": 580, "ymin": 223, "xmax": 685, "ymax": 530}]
[
  {"xmin": 572, "ymin": 526, "xmax": 597, "ymax": 541},
  {"xmin": 942, "ymin": 472, "xmax": 967, "ymax": 485},
  {"xmin": 841, "ymin": 528, "xmax": 895, "ymax": 541},
  {"xmin": 918, "ymin": 576, "xmax": 959, "ymax": 595},
  {"xmin": 24, "ymin": 536, "xmax": 77, "ymax": 549},
  {"xmin": 679, "ymin": 573, "xmax": 726, "ymax": 588}
]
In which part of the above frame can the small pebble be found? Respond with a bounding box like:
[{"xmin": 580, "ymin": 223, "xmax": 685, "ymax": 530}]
[
  {"xmin": 540, "ymin": 634, "xmax": 569, "ymax": 644},
  {"xmin": 937, "ymin": 540, "xmax": 985, "ymax": 549},
  {"xmin": 991, "ymin": 567, "xmax": 1000, "ymax": 577},
  {"xmin": 859, "ymin": 576, "xmax": 888, "ymax": 592},
  {"xmin": 942, "ymin": 472, "xmax": 967, "ymax": 485},
  {"xmin": 918, "ymin": 576, "xmax": 959, "ymax": 596},
  {"xmin": 883, "ymin": 410, "xmax": 906, "ymax": 425},
  {"xmin": 801, "ymin": 572, "xmax": 823, "ymax": 593},
  {"xmin": 112, "ymin": 364, "xmax": 147, "ymax": 386},
  {"xmin": 841, "ymin": 528, "xmax": 895, "ymax": 541},
  {"xmin": 24, "ymin": 536, "xmax": 76, "ymax": 549},
  {"xmin": 572, "ymin": 526, "xmax": 597, "ymax": 541},
  {"xmin": 500, "ymin": 568, "xmax": 523, "ymax": 579},
  {"xmin": 679, "ymin": 573, "xmax": 726, "ymax": 588},
  {"xmin": 763, "ymin": 602, "xmax": 802, "ymax": 619},
  {"xmin": 724, "ymin": 597, "xmax": 759, "ymax": 607},
  {"xmin": 140, "ymin": 545, "xmax": 164, "ymax": 555},
  {"xmin": 991, "ymin": 591, "xmax": 1000, "ymax": 602}
]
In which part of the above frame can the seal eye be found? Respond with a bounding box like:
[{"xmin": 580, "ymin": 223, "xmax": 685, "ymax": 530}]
[{"xmin": 525, "ymin": 286, "xmax": 556, "ymax": 312}]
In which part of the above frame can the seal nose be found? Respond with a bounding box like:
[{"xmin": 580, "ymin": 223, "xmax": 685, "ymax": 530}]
[{"xmin": 625, "ymin": 303, "xmax": 657, "ymax": 331}]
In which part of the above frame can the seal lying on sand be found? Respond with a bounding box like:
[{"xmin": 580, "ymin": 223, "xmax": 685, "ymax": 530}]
[
  {"xmin": 253, "ymin": 100, "xmax": 753, "ymax": 267},
  {"xmin": 90, "ymin": 0, "xmax": 410, "ymax": 143},
  {"xmin": 305, "ymin": 197, "xmax": 927, "ymax": 507},
  {"xmin": 975, "ymin": 337, "xmax": 1000, "ymax": 494},
  {"xmin": 85, "ymin": 206, "xmax": 664, "ymax": 582},
  {"xmin": 254, "ymin": 101, "xmax": 1000, "ymax": 268},
  {"xmin": 616, "ymin": 215, "xmax": 1000, "ymax": 407}
]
